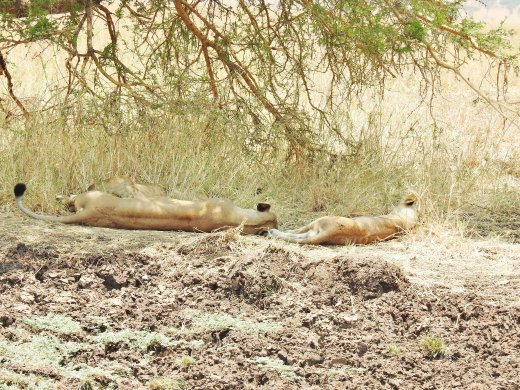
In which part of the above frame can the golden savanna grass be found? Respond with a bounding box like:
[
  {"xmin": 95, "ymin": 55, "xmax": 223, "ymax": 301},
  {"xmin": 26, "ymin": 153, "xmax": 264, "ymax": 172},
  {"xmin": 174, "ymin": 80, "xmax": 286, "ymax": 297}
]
[{"xmin": 0, "ymin": 6, "xmax": 519, "ymax": 241}]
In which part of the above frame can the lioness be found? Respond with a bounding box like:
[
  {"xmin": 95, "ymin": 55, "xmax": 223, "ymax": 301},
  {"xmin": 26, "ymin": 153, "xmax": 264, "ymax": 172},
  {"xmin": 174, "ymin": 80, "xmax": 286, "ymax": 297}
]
[
  {"xmin": 268, "ymin": 193, "xmax": 418, "ymax": 245},
  {"xmin": 14, "ymin": 183, "xmax": 277, "ymax": 234}
]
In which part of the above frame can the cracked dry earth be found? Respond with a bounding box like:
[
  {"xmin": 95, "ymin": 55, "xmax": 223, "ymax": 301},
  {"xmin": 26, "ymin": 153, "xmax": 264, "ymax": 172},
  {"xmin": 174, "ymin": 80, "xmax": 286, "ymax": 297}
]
[{"xmin": 0, "ymin": 211, "xmax": 519, "ymax": 389}]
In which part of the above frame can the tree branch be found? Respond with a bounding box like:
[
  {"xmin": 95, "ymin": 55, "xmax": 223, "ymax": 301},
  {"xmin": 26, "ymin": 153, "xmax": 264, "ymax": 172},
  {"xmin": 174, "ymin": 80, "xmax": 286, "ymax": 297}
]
[{"xmin": 0, "ymin": 51, "xmax": 28, "ymax": 118}]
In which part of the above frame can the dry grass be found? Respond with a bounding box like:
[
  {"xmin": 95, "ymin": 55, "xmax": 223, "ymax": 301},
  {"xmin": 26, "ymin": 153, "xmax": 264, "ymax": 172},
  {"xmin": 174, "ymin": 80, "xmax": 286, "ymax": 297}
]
[
  {"xmin": 0, "ymin": 96, "xmax": 518, "ymax": 241},
  {"xmin": 0, "ymin": 10, "xmax": 519, "ymax": 241}
]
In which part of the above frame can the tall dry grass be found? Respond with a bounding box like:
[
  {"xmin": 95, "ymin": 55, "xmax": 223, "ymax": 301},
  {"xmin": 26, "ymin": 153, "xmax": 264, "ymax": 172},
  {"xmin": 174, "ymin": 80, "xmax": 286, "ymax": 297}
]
[
  {"xmin": 1, "ymin": 86, "xmax": 518, "ymax": 242},
  {"xmin": 0, "ymin": 7, "xmax": 519, "ymax": 241}
]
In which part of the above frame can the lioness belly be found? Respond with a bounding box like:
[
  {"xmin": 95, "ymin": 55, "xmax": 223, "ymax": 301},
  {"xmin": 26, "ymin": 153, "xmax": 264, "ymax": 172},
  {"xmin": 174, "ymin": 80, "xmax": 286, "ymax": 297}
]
[{"xmin": 83, "ymin": 215, "xmax": 232, "ymax": 232}]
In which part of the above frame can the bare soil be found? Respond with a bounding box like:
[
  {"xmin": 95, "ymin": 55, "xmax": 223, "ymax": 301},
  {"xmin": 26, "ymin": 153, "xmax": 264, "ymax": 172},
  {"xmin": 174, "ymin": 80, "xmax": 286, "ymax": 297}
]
[{"xmin": 1, "ymin": 211, "xmax": 519, "ymax": 389}]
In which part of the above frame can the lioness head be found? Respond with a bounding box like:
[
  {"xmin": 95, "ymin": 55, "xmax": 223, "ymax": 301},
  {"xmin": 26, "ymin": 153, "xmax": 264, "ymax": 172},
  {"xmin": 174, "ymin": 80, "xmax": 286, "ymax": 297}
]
[
  {"xmin": 389, "ymin": 192, "xmax": 419, "ymax": 231},
  {"xmin": 241, "ymin": 202, "xmax": 277, "ymax": 235}
]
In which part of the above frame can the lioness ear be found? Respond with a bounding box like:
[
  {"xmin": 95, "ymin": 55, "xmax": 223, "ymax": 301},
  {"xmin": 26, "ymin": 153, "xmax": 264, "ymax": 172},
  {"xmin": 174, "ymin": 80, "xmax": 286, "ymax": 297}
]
[
  {"xmin": 257, "ymin": 203, "xmax": 271, "ymax": 212},
  {"xmin": 403, "ymin": 193, "xmax": 417, "ymax": 206}
]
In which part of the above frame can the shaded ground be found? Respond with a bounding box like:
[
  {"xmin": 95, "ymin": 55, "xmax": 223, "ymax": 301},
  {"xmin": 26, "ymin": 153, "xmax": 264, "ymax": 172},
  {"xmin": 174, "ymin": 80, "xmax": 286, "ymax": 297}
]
[{"xmin": 0, "ymin": 212, "xmax": 519, "ymax": 389}]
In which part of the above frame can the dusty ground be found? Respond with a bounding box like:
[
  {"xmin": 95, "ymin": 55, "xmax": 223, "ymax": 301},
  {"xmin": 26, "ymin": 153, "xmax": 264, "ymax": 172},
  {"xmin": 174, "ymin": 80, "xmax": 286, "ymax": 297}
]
[{"xmin": 0, "ymin": 211, "xmax": 519, "ymax": 389}]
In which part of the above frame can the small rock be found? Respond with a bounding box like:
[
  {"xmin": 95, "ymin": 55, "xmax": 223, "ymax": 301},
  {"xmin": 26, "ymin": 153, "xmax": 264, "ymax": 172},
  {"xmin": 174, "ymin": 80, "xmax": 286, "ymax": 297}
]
[
  {"xmin": 307, "ymin": 332, "xmax": 321, "ymax": 349},
  {"xmin": 357, "ymin": 342, "xmax": 368, "ymax": 356},
  {"xmin": 302, "ymin": 352, "xmax": 324, "ymax": 367},
  {"xmin": 337, "ymin": 313, "xmax": 359, "ymax": 328},
  {"xmin": 77, "ymin": 275, "xmax": 99, "ymax": 289},
  {"xmin": 388, "ymin": 379, "xmax": 402, "ymax": 388},
  {"xmin": 329, "ymin": 357, "xmax": 350, "ymax": 367},
  {"xmin": 107, "ymin": 297, "xmax": 123, "ymax": 307},
  {"xmin": 19, "ymin": 292, "xmax": 35, "ymax": 303},
  {"xmin": 277, "ymin": 349, "xmax": 288, "ymax": 364},
  {"xmin": 0, "ymin": 316, "xmax": 15, "ymax": 327}
]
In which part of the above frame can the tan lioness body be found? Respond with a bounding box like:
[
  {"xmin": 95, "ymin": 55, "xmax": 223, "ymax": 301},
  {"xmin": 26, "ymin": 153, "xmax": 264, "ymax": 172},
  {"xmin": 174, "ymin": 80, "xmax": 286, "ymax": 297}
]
[
  {"xmin": 14, "ymin": 183, "xmax": 277, "ymax": 234},
  {"xmin": 58, "ymin": 177, "xmax": 205, "ymax": 209},
  {"xmin": 57, "ymin": 177, "xmax": 166, "ymax": 209},
  {"xmin": 268, "ymin": 193, "xmax": 417, "ymax": 245}
]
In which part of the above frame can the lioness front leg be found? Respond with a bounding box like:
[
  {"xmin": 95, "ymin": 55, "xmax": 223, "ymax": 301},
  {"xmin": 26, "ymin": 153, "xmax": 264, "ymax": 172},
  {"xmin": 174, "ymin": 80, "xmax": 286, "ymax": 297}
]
[{"xmin": 55, "ymin": 194, "xmax": 78, "ymax": 212}]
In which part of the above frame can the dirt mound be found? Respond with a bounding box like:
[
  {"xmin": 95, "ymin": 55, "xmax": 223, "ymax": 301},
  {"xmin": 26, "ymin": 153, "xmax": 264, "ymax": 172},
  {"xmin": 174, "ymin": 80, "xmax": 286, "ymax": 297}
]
[
  {"xmin": 177, "ymin": 230, "xmax": 238, "ymax": 258},
  {"xmin": 1, "ymin": 234, "xmax": 519, "ymax": 389},
  {"xmin": 305, "ymin": 256, "xmax": 408, "ymax": 300}
]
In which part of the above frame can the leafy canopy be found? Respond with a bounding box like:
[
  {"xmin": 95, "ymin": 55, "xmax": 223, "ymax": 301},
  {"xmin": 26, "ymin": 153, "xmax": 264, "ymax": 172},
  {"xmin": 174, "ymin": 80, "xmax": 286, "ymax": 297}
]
[{"xmin": 0, "ymin": 0, "xmax": 518, "ymax": 155}]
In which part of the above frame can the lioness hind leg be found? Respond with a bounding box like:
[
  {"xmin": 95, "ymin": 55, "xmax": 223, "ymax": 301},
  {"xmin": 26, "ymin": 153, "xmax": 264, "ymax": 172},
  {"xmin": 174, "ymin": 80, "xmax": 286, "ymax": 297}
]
[
  {"xmin": 286, "ymin": 223, "xmax": 313, "ymax": 234},
  {"xmin": 268, "ymin": 228, "xmax": 318, "ymax": 242}
]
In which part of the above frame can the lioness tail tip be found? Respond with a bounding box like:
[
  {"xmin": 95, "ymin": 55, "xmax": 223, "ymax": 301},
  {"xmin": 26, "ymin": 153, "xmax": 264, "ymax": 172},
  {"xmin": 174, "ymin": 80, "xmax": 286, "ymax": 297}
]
[{"xmin": 14, "ymin": 183, "xmax": 27, "ymax": 198}]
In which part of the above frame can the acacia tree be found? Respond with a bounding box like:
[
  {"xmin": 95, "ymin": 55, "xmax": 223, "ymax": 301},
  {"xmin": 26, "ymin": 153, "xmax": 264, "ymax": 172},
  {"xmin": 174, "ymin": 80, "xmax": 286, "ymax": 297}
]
[{"xmin": 0, "ymin": 0, "xmax": 518, "ymax": 156}]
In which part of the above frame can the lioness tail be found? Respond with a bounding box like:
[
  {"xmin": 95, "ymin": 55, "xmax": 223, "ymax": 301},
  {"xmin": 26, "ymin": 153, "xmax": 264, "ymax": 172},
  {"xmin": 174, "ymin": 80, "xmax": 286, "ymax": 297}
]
[{"xmin": 14, "ymin": 183, "xmax": 83, "ymax": 223}]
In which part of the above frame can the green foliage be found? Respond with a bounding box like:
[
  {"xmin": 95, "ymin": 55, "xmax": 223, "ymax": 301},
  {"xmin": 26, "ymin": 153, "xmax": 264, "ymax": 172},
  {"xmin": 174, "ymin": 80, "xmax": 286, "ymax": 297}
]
[
  {"xmin": 84, "ymin": 316, "xmax": 113, "ymax": 333},
  {"xmin": 405, "ymin": 19, "xmax": 425, "ymax": 42},
  {"xmin": 102, "ymin": 42, "xmax": 116, "ymax": 59},
  {"xmin": 89, "ymin": 329, "xmax": 171, "ymax": 353},
  {"xmin": 24, "ymin": 15, "xmax": 55, "ymax": 38},
  {"xmin": 250, "ymin": 357, "xmax": 300, "ymax": 381},
  {"xmin": 148, "ymin": 376, "xmax": 187, "ymax": 390},
  {"xmin": 29, "ymin": 0, "xmax": 59, "ymax": 15},
  {"xmin": 421, "ymin": 335, "xmax": 449, "ymax": 359},
  {"xmin": 0, "ymin": 320, "xmax": 152, "ymax": 388},
  {"xmin": 387, "ymin": 344, "xmax": 403, "ymax": 356},
  {"xmin": 0, "ymin": 334, "xmax": 84, "ymax": 368},
  {"xmin": 177, "ymin": 355, "xmax": 196, "ymax": 368},
  {"xmin": 22, "ymin": 313, "xmax": 83, "ymax": 335},
  {"xmin": 0, "ymin": 369, "xmax": 53, "ymax": 390}
]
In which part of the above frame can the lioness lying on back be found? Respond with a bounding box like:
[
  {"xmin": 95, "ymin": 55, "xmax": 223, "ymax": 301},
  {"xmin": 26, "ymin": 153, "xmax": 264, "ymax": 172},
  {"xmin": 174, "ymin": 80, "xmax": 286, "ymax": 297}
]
[
  {"xmin": 268, "ymin": 193, "xmax": 418, "ymax": 245},
  {"xmin": 14, "ymin": 182, "xmax": 277, "ymax": 235}
]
